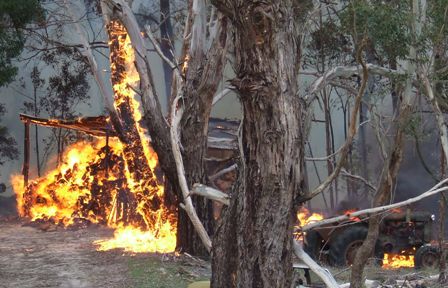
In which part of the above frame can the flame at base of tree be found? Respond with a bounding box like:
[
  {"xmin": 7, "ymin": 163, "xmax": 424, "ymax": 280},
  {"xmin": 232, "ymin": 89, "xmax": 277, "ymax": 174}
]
[{"xmin": 12, "ymin": 138, "xmax": 177, "ymax": 253}]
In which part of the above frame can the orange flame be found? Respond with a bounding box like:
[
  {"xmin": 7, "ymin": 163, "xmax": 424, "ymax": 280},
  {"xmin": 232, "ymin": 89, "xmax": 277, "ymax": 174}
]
[
  {"xmin": 12, "ymin": 138, "xmax": 177, "ymax": 253},
  {"xmin": 297, "ymin": 207, "xmax": 324, "ymax": 226},
  {"xmin": 182, "ymin": 54, "xmax": 190, "ymax": 75},
  {"xmin": 294, "ymin": 207, "xmax": 324, "ymax": 240},
  {"xmin": 383, "ymin": 250, "xmax": 415, "ymax": 269},
  {"xmin": 344, "ymin": 209, "xmax": 361, "ymax": 222}
]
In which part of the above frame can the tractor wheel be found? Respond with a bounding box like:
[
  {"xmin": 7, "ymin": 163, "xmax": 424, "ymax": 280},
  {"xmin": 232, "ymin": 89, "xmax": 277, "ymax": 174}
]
[
  {"xmin": 303, "ymin": 230, "xmax": 323, "ymax": 261},
  {"xmin": 415, "ymin": 245, "xmax": 439, "ymax": 269},
  {"xmin": 328, "ymin": 225, "xmax": 383, "ymax": 267}
]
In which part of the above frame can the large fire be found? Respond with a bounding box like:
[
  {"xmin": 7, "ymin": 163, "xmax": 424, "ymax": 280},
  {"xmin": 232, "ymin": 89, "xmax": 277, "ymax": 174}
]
[
  {"xmin": 12, "ymin": 138, "xmax": 177, "ymax": 253},
  {"xmin": 12, "ymin": 20, "xmax": 177, "ymax": 253}
]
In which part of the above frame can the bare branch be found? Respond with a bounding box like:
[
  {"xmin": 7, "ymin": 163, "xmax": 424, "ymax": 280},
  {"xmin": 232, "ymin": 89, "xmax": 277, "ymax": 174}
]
[
  {"xmin": 307, "ymin": 40, "xmax": 369, "ymax": 200},
  {"xmin": 305, "ymin": 144, "xmax": 344, "ymax": 161},
  {"xmin": 209, "ymin": 164, "xmax": 237, "ymax": 181},
  {"xmin": 170, "ymin": 93, "xmax": 212, "ymax": 251},
  {"xmin": 304, "ymin": 64, "xmax": 404, "ymax": 103},
  {"xmin": 292, "ymin": 240, "xmax": 340, "ymax": 288},
  {"xmin": 340, "ymin": 168, "xmax": 377, "ymax": 191},
  {"xmin": 212, "ymin": 87, "xmax": 234, "ymax": 105},
  {"xmin": 145, "ymin": 25, "xmax": 177, "ymax": 70},
  {"xmin": 189, "ymin": 184, "xmax": 230, "ymax": 206}
]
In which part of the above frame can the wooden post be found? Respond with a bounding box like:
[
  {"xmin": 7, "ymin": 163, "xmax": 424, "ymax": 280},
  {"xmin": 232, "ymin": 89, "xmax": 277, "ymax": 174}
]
[
  {"xmin": 105, "ymin": 128, "xmax": 110, "ymax": 177},
  {"xmin": 23, "ymin": 121, "xmax": 30, "ymax": 187}
]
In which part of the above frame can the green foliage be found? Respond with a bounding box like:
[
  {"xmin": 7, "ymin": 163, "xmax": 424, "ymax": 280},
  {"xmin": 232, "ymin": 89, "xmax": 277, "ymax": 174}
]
[
  {"xmin": 0, "ymin": 0, "xmax": 43, "ymax": 87},
  {"xmin": 0, "ymin": 105, "xmax": 18, "ymax": 166},
  {"xmin": 426, "ymin": 0, "xmax": 448, "ymax": 45},
  {"xmin": 306, "ymin": 21, "xmax": 351, "ymax": 69},
  {"xmin": 339, "ymin": 0, "xmax": 411, "ymax": 61},
  {"xmin": 0, "ymin": 0, "xmax": 42, "ymax": 171}
]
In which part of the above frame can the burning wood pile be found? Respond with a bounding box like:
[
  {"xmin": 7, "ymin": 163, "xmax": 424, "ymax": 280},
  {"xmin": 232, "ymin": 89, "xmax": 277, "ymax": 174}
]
[
  {"xmin": 295, "ymin": 207, "xmax": 436, "ymax": 269},
  {"xmin": 12, "ymin": 20, "xmax": 177, "ymax": 253}
]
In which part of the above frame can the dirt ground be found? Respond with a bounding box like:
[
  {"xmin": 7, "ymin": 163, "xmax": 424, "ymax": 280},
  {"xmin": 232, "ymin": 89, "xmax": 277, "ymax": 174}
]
[{"xmin": 0, "ymin": 220, "xmax": 209, "ymax": 288}]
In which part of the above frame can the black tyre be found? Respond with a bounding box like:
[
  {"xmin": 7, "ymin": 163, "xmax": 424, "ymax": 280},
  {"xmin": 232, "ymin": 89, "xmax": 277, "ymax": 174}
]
[
  {"xmin": 328, "ymin": 225, "xmax": 383, "ymax": 267},
  {"xmin": 303, "ymin": 230, "xmax": 323, "ymax": 261},
  {"xmin": 414, "ymin": 245, "xmax": 439, "ymax": 269}
]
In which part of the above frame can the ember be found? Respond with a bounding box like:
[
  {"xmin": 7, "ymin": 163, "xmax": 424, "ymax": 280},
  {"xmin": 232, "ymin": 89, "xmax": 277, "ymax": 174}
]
[
  {"xmin": 12, "ymin": 20, "xmax": 177, "ymax": 253},
  {"xmin": 343, "ymin": 209, "xmax": 361, "ymax": 222}
]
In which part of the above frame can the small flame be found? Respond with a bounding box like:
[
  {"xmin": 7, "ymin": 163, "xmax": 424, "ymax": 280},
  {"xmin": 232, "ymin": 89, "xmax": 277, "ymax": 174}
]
[
  {"xmin": 182, "ymin": 54, "xmax": 190, "ymax": 75},
  {"xmin": 344, "ymin": 209, "xmax": 361, "ymax": 222},
  {"xmin": 294, "ymin": 207, "xmax": 324, "ymax": 240},
  {"xmin": 383, "ymin": 250, "xmax": 415, "ymax": 269},
  {"xmin": 297, "ymin": 207, "xmax": 324, "ymax": 226}
]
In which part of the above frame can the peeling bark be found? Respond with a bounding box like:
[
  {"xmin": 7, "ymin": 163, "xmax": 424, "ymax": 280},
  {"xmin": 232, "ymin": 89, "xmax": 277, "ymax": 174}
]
[{"xmin": 211, "ymin": 1, "xmax": 305, "ymax": 287}]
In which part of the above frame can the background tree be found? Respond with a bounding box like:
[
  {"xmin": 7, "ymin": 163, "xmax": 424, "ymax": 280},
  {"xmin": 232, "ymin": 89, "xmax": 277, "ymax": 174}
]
[
  {"xmin": 0, "ymin": 0, "xmax": 42, "ymax": 179},
  {"xmin": 40, "ymin": 47, "xmax": 91, "ymax": 167},
  {"xmin": 22, "ymin": 66, "xmax": 45, "ymax": 176}
]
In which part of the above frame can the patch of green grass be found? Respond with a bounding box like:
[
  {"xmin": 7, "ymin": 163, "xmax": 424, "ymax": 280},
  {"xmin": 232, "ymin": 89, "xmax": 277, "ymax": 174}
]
[{"xmin": 128, "ymin": 256, "xmax": 195, "ymax": 288}]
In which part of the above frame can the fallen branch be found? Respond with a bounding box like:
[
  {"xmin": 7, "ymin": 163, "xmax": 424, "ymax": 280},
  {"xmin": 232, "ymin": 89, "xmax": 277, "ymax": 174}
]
[
  {"xmin": 339, "ymin": 279, "xmax": 378, "ymax": 288},
  {"xmin": 303, "ymin": 178, "xmax": 448, "ymax": 232},
  {"xmin": 292, "ymin": 240, "xmax": 340, "ymax": 288},
  {"xmin": 189, "ymin": 184, "xmax": 230, "ymax": 206}
]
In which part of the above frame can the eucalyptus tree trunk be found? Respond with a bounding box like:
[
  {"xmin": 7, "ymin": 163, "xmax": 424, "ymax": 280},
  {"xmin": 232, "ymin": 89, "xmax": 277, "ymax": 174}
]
[
  {"xmin": 211, "ymin": 1, "xmax": 308, "ymax": 286},
  {"xmin": 350, "ymin": 1, "xmax": 422, "ymax": 286},
  {"xmin": 177, "ymin": 9, "xmax": 229, "ymax": 256},
  {"xmin": 349, "ymin": 107, "xmax": 410, "ymax": 288}
]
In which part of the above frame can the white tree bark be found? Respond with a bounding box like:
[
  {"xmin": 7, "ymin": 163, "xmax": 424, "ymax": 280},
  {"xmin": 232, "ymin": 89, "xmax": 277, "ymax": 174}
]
[
  {"xmin": 292, "ymin": 240, "xmax": 340, "ymax": 288},
  {"xmin": 189, "ymin": 184, "xmax": 230, "ymax": 206},
  {"xmin": 305, "ymin": 64, "xmax": 404, "ymax": 102},
  {"xmin": 171, "ymin": 95, "xmax": 212, "ymax": 251},
  {"xmin": 63, "ymin": 0, "xmax": 118, "ymax": 123},
  {"xmin": 419, "ymin": 66, "xmax": 448, "ymax": 164}
]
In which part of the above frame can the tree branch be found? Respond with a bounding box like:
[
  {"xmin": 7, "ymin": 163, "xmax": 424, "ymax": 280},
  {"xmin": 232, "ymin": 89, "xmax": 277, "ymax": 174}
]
[
  {"xmin": 292, "ymin": 240, "xmax": 340, "ymax": 288},
  {"xmin": 307, "ymin": 40, "xmax": 369, "ymax": 200},
  {"xmin": 302, "ymin": 178, "xmax": 448, "ymax": 232},
  {"xmin": 189, "ymin": 184, "xmax": 230, "ymax": 206},
  {"xmin": 170, "ymin": 94, "xmax": 212, "ymax": 251},
  {"xmin": 305, "ymin": 64, "xmax": 404, "ymax": 103}
]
